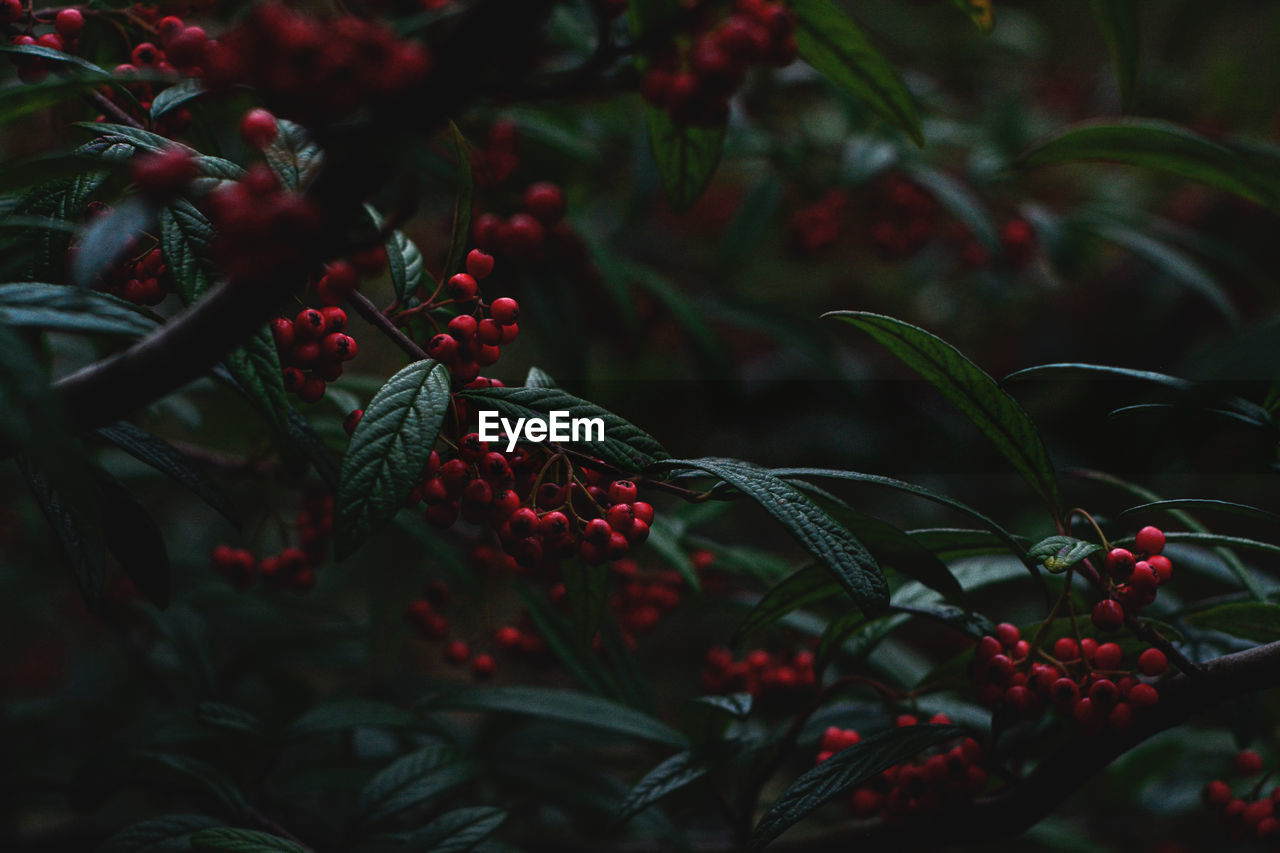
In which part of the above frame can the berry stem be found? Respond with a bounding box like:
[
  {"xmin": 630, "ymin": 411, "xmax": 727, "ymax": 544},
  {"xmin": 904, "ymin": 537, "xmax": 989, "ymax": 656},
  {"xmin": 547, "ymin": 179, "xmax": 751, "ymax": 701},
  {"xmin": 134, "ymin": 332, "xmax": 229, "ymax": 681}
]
[{"xmin": 345, "ymin": 289, "xmax": 430, "ymax": 362}]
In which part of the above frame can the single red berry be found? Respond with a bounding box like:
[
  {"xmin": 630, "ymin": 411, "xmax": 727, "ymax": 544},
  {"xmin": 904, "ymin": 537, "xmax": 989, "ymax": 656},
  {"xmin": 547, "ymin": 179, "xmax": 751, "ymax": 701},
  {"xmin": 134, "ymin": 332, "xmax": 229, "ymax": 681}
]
[
  {"xmin": 490, "ymin": 297, "xmax": 519, "ymax": 325},
  {"xmin": 1236, "ymin": 750, "xmax": 1265, "ymax": 776},
  {"xmin": 448, "ymin": 314, "xmax": 478, "ymax": 340},
  {"xmin": 1127, "ymin": 682, "xmax": 1159, "ymax": 708},
  {"xmin": 540, "ymin": 510, "xmax": 570, "ymax": 538},
  {"xmin": 427, "ymin": 333, "xmax": 458, "ymax": 362},
  {"xmin": 1135, "ymin": 526, "xmax": 1166, "ymax": 555},
  {"xmin": 494, "ymin": 626, "xmax": 522, "ymax": 650},
  {"xmin": 343, "ymin": 409, "xmax": 363, "ymax": 436},
  {"xmin": 282, "ymin": 367, "xmax": 305, "ymax": 392},
  {"xmin": 608, "ymin": 480, "xmax": 639, "ymax": 504},
  {"xmin": 133, "ymin": 148, "xmax": 198, "ymax": 202},
  {"xmin": 584, "ymin": 517, "xmax": 611, "ymax": 545},
  {"xmin": 1108, "ymin": 702, "xmax": 1134, "ymax": 732},
  {"xmin": 294, "ymin": 308, "xmax": 326, "ymax": 340},
  {"xmin": 523, "ymin": 181, "xmax": 566, "ymax": 224},
  {"xmin": 995, "ymin": 622, "xmax": 1020, "ymax": 648},
  {"xmin": 1147, "ymin": 554, "xmax": 1173, "ymax": 584},
  {"xmin": 1137, "ymin": 647, "xmax": 1167, "ymax": 677},
  {"xmin": 240, "ymin": 108, "xmax": 278, "ymax": 147},
  {"xmin": 476, "ymin": 319, "xmax": 503, "ymax": 346},
  {"xmin": 470, "ymin": 653, "xmax": 496, "ymax": 680},
  {"xmin": 297, "ymin": 376, "xmax": 326, "ymax": 403},
  {"xmin": 166, "ymin": 26, "xmax": 207, "ymax": 69},
  {"xmin": 448, "ymin": 272, "xmax": 478, "ymax": 301},
  {"xmin": 1094, "ymin": 642, "xmax": 1123, "ymax": 671},
  {"xmin": 465, "ymin": 249, "xmax": 495, "ymax": 279},
  {"xmin": 270, "ymin": 317, "xmax": 295, "ymax": 349},
  {"xmin": 157, "ymin": 15, "xmax": 185, "ymax": 42},
  {"xmin": 444, "ymin": 640, "xmax": 471, "ymax": 665},
  {"xmin": 322, "ymin": 260, "xmax": 360, "ymax": 299},
  {"xmin": 319, "ymin": 306, "xmax": 347, "ymax": 333},
  {"xmin": 1052, "ymin": 637, "xmax": 1079, "ymax": 661},
  {"xmin": 1091, "ymin": 599, "xmax": 1125, "ymax": 631},
  {"xmin": 54, "ymin": 8, "xmax": 85, "ymax": 40},
  {"xmin": 1105, "ymin": 548, "xmax": 1136, "ymax": 581}
]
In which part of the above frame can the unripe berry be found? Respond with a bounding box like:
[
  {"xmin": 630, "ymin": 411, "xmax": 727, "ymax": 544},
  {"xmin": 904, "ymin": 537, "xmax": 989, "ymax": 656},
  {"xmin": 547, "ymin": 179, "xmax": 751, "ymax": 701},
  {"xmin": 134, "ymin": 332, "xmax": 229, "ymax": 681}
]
[
  {"xmin": 1135, "ymin": 526, "xmax": 1166, "ymax": 555},
  {"xmin": 240, "ymin": 108, "xmax": 278, "ymax": 147},
  {"xmin": 1091, "ymin": 599, "xmax": 1125, "ymax": 631},
  {"xmin": 490, "ymin": 297, "xmax": 520, "ymax": 325},
  {"xmin": 466, "ymin": 249, "xmax": 495, "ymax": 279}
]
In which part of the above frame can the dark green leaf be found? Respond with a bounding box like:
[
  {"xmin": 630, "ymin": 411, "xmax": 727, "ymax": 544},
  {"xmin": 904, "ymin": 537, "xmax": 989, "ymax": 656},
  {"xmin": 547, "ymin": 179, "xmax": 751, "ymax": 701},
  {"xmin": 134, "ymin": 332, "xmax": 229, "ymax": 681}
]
[
  {"xmin": 1184, "ymin": 603, "xmax": 1280, "ymax": 643},
  {"xmin": 680, "ymin": 693, "xmax": 752, "ymax": 745},
  {"xmin": 908, "ymin": 527, "xmax": 1017, "ymax": 560},
  {"xmin": 133, "ymin": 753, "xmax": 246, "ymax": 817},
  {"xmin": 814, "ymin": 610, "xmax": 868, "ymax": 672},
  {"xmin": 657, "ymin": 458, "xmax": 888, "ymax": 616},
  {"xmin": 1018, "ymin": 119, "xmax": 1280, "ymax": 209},
  {"xmin": 733, "ymin": 565, "xmax": 836, "ymax": 644},
  {"xmin": 98, "ymin": 814, "xmax": 222, "ymax": 853},
  {"xmin": 563, "ymin": 559, "xmax": 610, "ymax": 647},
  {"xmin": 225, "ymin": 327, "xmax": 290, "ymax": 431},
  {"xmin": 189, "ymin": 828, "xmax": 309, "ymax": 853},
  {"xmin": 159, "ymin": 200, "xmax": 216, "ymax": 303},
  {"xmin": 616, "ymin": 751, "xmax": 708, "ymax": 823},
  {"xmin": 0, "ymin": 282, "xmax": 158, "ymax": 337},
  {"xmin": 18, "ymin": 456, "xmax": 105, "ymax": 611},
  {"xmin": 890, "ymin": 603, "xmax": 995, "ymax": 639},
  {"xmin": 76, "ymin": 123, "xmax": 243, "ymax": 179},
  {"xmin": 645, "ymin": 515, "xmax": 701, "ymax": 592},
  {"xmin": 286, "ymin": 699, "xmax": 419, "ymax": 739},
  {"xmin": 828, "ymin": 312, "xmax": 1060, "ymax": 514},
  {"xmin": 524, "ymin": 365, "xmax": 558, "ymax": 389},
  {"xmin": 365, "ymin": 806, "xmax": 506, "ymax": 853},
  {"xmin": 336, "ymin": 360, "xmax": 452, "ymax": 557},
  {"xmin": 357, "ymin": 744, "xmax": 475, "ymax": 826},
  {"xmin": 1113, "ymin": 531, "xmax": 1280, "ymax": 559},
  {"xmin": 515, "ymin": 583, "xmax": 616, "ymax": 697},
  {"xmin": 790, "ymin": 0, "xmax": 923, "ymax": 145},
  {"xmin": 150, "ymin": 78, "xmax": 205, "ymax": 118},
  {"xmin": 1119, "ymin": 499, "xmax": 1280, "ymax": 525},
  {"xmin": 432, "ymin": 686, "xmax": 687, "ymax": 746},
  {"xmin": 97, "ymin": 472, "xmax": 170, "ymax": 607},
  {"xmin": 443, "ymin": 122, "xmax": 475, "ymax": 278},
  {"xmin": 263, "ymin": 119, "xmax": 322, "ymax": 190},
  {"xmin": 1028, "ymin": 535, "xmax": 1103, "ymax": 574},
  {"xmin": 829, "ymin": 509, "xmax": 969, "ymax": 607},
  {"xmin": 459, "ymin": 385, "xmax": 668, "ymax": 471},
  {"xmin": 386, "ymin": 229, "xmax": 425, "ymax": 303},
  {"xmin": 97, "ymin": 422, "xmax": 236, "ymax": 524},
  {"xmin": 71, "ymin": 198, "xmax": 153, "ymax": 290},
  {"xmin": 0, "ymin": 74, "xmax": 141, "ymax": 124},
  {"xmin": 196, "ymin": 703, "xmax": 267, "ymax": 738},
  {"xmin": 284, "ymin": 408, "xmax": 341, "ymax": 491},
  {"xmin": 902, "ymin": 165, "xmax": 996, "ymax": 248},
  {"xmin": 1091, "ymin": 0, "xmax": 1139, "ymax": 111},
  {"xmin": 747, "ymin": 725, "xmax": 966, "ymax": 851},
  {"xmin": 717, "ymin": 174, "xmax": 782, "ymax": 270},
  {"xmin": 645, "ymin": 107, "xmax": 725, "ymax": 213}
]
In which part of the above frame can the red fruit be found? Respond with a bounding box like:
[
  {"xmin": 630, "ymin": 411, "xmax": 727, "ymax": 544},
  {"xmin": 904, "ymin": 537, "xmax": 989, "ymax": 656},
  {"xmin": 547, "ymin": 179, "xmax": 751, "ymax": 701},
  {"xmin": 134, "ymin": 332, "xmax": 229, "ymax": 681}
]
[
  {"xmin": 1137, "ymin": 647, "xmax": 1167, "ymax": 677},
  {"xmin": 282, "ymin": 367, "xmax": 305, "ymax": 392},
  {"xmin": 1091, "ymin": 599, "xmax": 1125, "ymax": 631},
  {"xmin": 321, "ymin": 332, "xmax": 357, "ymax": 361},
  {"xmin": 240, "ymin": 108, "xmax": 278, "ymax": 147},
  {"xmin": 1107, "ymin": 702, "xmax": 1134, "ymax": 732},
  {"xmin": 448, "ymin": 272, "xmax": 478, "ymax": 301},
  {"xmin": 427, "ymin": 333, "xmax": 458, "ymax": 362},
  {"xmin": 523, "ymin": 181, "xmax": 566, "ymax": 224},
  {"xmin": 1073, "ymin": 697, "xmax": 1100, "ymax": 727},
  {"xmin": 495, "ymin": 626, "xmax": 522, "ymax": 650},
  {"xmin": 1105, "ymin": 548, "xmax": 1136, "ymax": 581},
  {"xmin": 1094, "ymin": 642, "xmax": 1123, "ymax": 671},
  {"xmin": 157, "ymin": 16, "xmax": 185, "ymax": 43},
  {"xmin": 1052, "ymin": 637, "xmax": 1079, "ymax": 661},
  {"xmin": 130, "ymin": 41, "xmax": 161, "ymax": 66},
  {"xmin": 1135, "ymin": 526, "xmax": 1166, "ymax": 555},
  {"xmin": 490, "ymin": 297, "xmax": 520, "ymax": 325},
  {"xmin": 291, "ymin": 342, "xmax": 321, "ymax": 366},
  {"xmin": 1049, "ymin": 677, "xmax": 1080, "ymax": 708},
  {"xmin": 540, "ymin": 510, "xmax": 570, "ymax": 538},
  {"xmin": 444, "ymin": 640, "xmax": 471, "ymax": 665},
  {"xmin": 166, "ymin": 27, "xmax": 207, "ymax": 69},
  {"xmin": 133, "ymin": 148, "xmax": 198, "ymax": 202},
  {"xmin": 465, "ymin": 249, "xmax": 495, "ymax": 279},
  {"xmin": 271, "ymin": 317, "xmax": 295, "ymax": 349},
  {"xmin": 476, "ymin": 319, "xmax": 503, "ymax": 346},
  {"xmin": 975, "ymin": 635, "xmax": 1001, "ymax": 661},
  {"xmin": 1127, "ymin": 682, "xmax": 1159, "ymax": 708},
  {"xmin": 448, "ymin": 314, "xmax": 478, "ymax": 340},
  {"xmin": 1129, "ymin": 562, "xmax": 1158, "ymax": 593},
  {"xmin": 1088, "ymin": 678, "xmax": 1119, "ymax": 709},
  {"xmin": 322, "ymin": 260, "xmax": 360, "ymax": 299},
  {"xmin": 320, "ymin": 306, "xmax": 347, "ymax": 333},
  {"xmin": 0, "ymin": 0, "xmax": 24, "ymax": 24},
  {"xmin": 470, "ymin": 653, "xmax": 496, "ymax": 680},
  {"xmin": 995, "ymin": 622, "xmax": 1020, "ymax": 648},
  {"xmin": 297, "ymin": 376, "xmax": 326, "ymax": 403},
  {"xmin": 606, "ymin": 503, "xmax": 634, "ymax": 532},
  {"xmin": 1236, "ymin": 750, "xmax": 1265, "ymax": 776},
  {"xmin": 36, "ymin": 32, "xmax": 64, "ymax": 51},
  {"xmin": 850, "ymin": 787, "xmax": 883, "ymax": 817},
  {"xmin": 504, "ymin": 213, "xmax": 545, "ymax": 255},
  {"xmin": 1147, "ymin": 554, "xmax": 1173, "ymax": 584},
  {"xmin": 54, "ymin": 9, "xmax": 85, "ymax": 40},
  {"xmin": 294, "ymin": 308, "xmax": 325, "ymax": 340},
  {"xmin": 583, "ymin": 517, "xmax": 611, "ymax": 544},
  {"xmin": 343, "ymin": 409, "xmax": 363, "ymax": 436}
]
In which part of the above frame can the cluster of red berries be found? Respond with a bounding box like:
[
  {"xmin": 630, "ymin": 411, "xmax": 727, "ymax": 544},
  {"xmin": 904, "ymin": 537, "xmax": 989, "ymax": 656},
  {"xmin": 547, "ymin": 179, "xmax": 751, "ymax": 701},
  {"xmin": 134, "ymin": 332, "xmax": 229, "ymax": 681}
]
[
  {"xmin": 471, "ymin": 120, "xmax": 520, "ymax": 190},
  {"xmin": 411, "ymin": 448, "xmax": 654, "ymax": 569},
  {"xmin": 608, "ymin": 559, "xmax": 685, "ymax": 638},
  {"xmin": 820, "ymin": 716, "xmax": 989, "ymax": 826},
  {"xmin": 210, "ymin": 492, "xmax": 332, "ymax": 592},
  {"xmin": 473, "ymin": 182, "xmax": 569, "ymax": 261},
  {"xmin": 1202, "ymin": 750, "xmax": 1280, "ymax": 843},
  {"xmin": 270, "ymin": 266, "xmax": 361, "ymax": 403},
  {"xmin": 422, "ymin": 249, "xmax": 520, "ymax": 384},
  {"xmin": 641, "ymin": 0, "xmax": 797, "ymax": 126},
  {"xmin": 971, "ymin": 621, "xmax": 1168, "ymax": 734},
  {"xmin": 404, "ymin": 580, "xmax": 501, "ymax": 681},
  {"xmin": 789, "ymin": 190, "xmax": 849, "ymax": 255},
  {"xmin": 77, "ymin": 206, "xmax": 171, "ymax": 305},
  {"xmin": 868, "ymin": 177, "xmax": 941, "ymax": 261},
  {"xmin": 700, "ymin": 646, "xmax": 816, "ymax": 701},
  {"xmin": 6, "ymin": 6, "xmax": 86, "ymax": 83},
  {"xmin": 206, "ymin": 164, "xmax": 324, "ymax": 286},
  {"xmin": 1090, "ymin": 526, "xmax": 1174, "ymax": 631},
  {"xmin": 201, "ymin": 4, "xmax": 431, "ymax": 125}
]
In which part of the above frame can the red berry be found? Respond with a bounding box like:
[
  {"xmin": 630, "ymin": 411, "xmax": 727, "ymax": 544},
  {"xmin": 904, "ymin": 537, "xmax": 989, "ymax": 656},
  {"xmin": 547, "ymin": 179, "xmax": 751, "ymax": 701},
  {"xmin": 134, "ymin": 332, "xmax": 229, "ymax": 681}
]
[
  {"xmin": 1147, "ymin": 554, "xmax": 1172, "ymax": 584},
  {"xmin": 523, "ymin": 181, "xmax": 566, "ymax": 224},
  {"xmin": 448, "ymin": 273, "xmax": 478, "ymax": 301},
  {"xmin": 54, "ymin": 8, "xmax": 84, "ymax": 40},
  {"xmin": 1094, "ymin": 642, "xmax": 1123, "ymax": 671},
  {"xmin": 444, "ymin": 640, "xmax": 471, "ymax": 665},
  {"xmin": 343, "ymin": 409, "xmax": 363, "ymax": 436},
  {"xmin": 448, "ymin": 314, "xmax": 478, "ymax": 340},
  {"xmin": 1135, "ymin": 526, "xmax": 1165, "ymax": 555},
  {"xmin": 1137, "ymin": 647, "xmax": 1167, "ymax": 677},
  {"xmin": 1127, "ymin": 682, "xmax": 1159, "ymax": 708},
  {"xmin": 294, "ymin": 308, "xmax": 326, "ymax": 340},
  {"xmin": 995, "ymin": 622, "xmax": 1020, "ymax": 648},
  {"xmin": 427, "ymin": 333, "xmax": 458, "ymax": 362},
  {"xmin": 1236, "ymin": 750, "xmax": 1265, "ymax": 776},
  {"xmin": 320, "ymin": 306, "xmax": 347, "ymax": 333},
  {"xmin": 240, "ymin": 108, "xmax": 278, "ymax": 147},
  {"xmin": 271, "ymin": 317, "xmax": 295, "ymax": 349},
  {"xmin": 608, "ymin": 480, "xmax": 639, "ymax": 504},
  {"xmin": 470, "ymin": 653, "xmax": 496, "ymax": 680},
  {"xmin": 490, "ymin": 297, "xmax": 520, "ymax": 325},
  {"xmin": 465, "ymin": 249, "xmax": 495, "ymax": 279},
  {"xmin": 1105, "ymin": 548, "xmax": 1136, "ymax": 581},
  {"xmin": 1052, "ymin": 637, "xmax": 1079, "ymax": 661},
  {"xmin": 166, "ymin": 27, "xmax": 207, "ymax": 69},
  {"xmin": 322, "ymin": 260, "xmax": 360, "ymax": 299},
  {"xmin": 133, "ymin": 148, "xmax": 198, "ymax": 202},
  {"xmin": 1091, "ymin": 599, "xmax": 1125, "ymax": 631}
]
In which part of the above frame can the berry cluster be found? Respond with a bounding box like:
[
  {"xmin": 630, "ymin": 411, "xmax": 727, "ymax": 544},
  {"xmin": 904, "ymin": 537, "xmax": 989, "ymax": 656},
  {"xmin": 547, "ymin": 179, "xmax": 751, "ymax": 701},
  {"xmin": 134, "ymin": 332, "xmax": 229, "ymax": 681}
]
[
  {"xmin": 699, "ymin": 646, "xmax": 816, "ymax": 701},
  {"xmin": 77, "ymin": 203, "xmax": 171, "ymax": 305},
  {"xmin": 641, "ymin": 0, "xmax": 797, "ymax": 126},
  {"xmin": 971, "ymin": 621, "xmax": 1168, "ymax": 734},
  {"xmin": 1202, "ymin": 750, "xmax": 1280, "ymax": 843},
  {"xmin": 201, "ymin": 4, "xmax": 432, "ymax": 125},
  {"xmin": 869, "ymin": 177, "xmax": 941, "ymax": 261},
  {"xmin": 820, "ymin": 717, "xmax": 988, "ymax": 826},
  {"xmin": 270, "ymin": 266, "xmax": 361, "ymax": 404},
  {"xmin": 789, "ymin": 189, "xmax": 849, "ymax": 255},
  {"xmin": 609, "ymin": 559, "xmax": 685, "ymax": 638},
  {"xmin": 7, "ymin": 7, "xmax": 87, "ymax": 84},
  {"xmin": 206, "ymin": 164, "xmax": 324, "ymax": 286},
  {"xmin": 421, "ymin": 249, "xmax": 520, "ymax": 384},
  {"xmin": 403, "ymin": 580, "xmax": 503, "ymax": 681},
  {"xmin": 210, "ymin": 492, "xmax": 333, "ymax": 592},
  {"xmin": 1091, "ymin": 526, "xmax": 1174, "ymax": 631},
  {"xmin": 471, "ymin": 120, "xmax": 520, "ymax": 190},
  {"xmin": 473, "ymin": 182, "xmax": 569, "ymax": 261}
]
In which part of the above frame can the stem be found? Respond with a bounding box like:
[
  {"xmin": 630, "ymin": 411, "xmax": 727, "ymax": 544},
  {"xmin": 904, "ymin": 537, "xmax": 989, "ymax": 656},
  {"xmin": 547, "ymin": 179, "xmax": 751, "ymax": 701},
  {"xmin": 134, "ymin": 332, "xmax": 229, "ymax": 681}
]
[{"xmin": 346, "ymin": 289, "xmax": 430, "ymax": 362}]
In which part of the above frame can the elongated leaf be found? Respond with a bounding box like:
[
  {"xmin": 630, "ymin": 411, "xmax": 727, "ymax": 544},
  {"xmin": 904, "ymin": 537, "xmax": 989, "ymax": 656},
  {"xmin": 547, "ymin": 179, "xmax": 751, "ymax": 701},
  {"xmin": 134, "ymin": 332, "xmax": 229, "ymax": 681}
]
[
  {"xmin": 443, "ymin": 122, "xmax": 475, "ymax": 278},
  {"xmin": 1184, "ymin": 603, "xmax": 1280, "ymax": 643},
  {"xmin": 733, "ymin": 565, "xmax": 835, "ymax": 644},
  {"xmin": 190, "ymin": 828, "xmax": 308, "ymax": 853},
  {"xmin": 1112, "ymin": 531, "xmax": 1280, "ymax": 558},
  {"xmin": 19, "ymin": 456, "xmax": 105, "ymax": 610},
  {"xmin": 790, "ymin": 0, "xmax": 923, "ymax": 146},
  {"xmin": 358, "ymin": 744, "xmax": 475, "ymax": 826},
  {"xmin": 97, "ymin": 422, "xmax": 235, "ymax": 523},
  {"xmin": 814, "ymin": 610, "xmax": 868, "ymax": 672},
  {"xmin": 336, "ymin": 360, "xmax": 451, "ymax": 557},
  {"xmin": 150, "ymin": 78, "xmax": 205, "ymax": 118},
  {"xmin": 747, "ymin": 725, "xmax": 966, "ymax": 851},
  {"xmin": 159, "ymin": 200, "xmax": 216, "ymax": 303},
  {"xmin": 76, "ymin": 123, "xmax": 244, "ymax": 179},
  {"xmin": 617, "ymin": 751, "xmax": 708, "ymax": 824},
  {"xmin": 908, "ymin": 527, "xmax": 1015, "ymax": 560},
  {"xmin": 1028, "ymin": 535, "xmax": 1102, "ymax": 574},
  {"xmin": 1091, "ymin": 0, "xmax": 1138, "ymax": 111},
  {"xmin": 659, "ymin": 458, "xmax": 888, "ymax": 615},
  {"xmin": 1119, "ymin": 499, "xmax": 1280, "ymax": 525},
  {"xmin": 645, "ymin": 515, "xmax": 701, "ymax": 591},
  {"xmin": 827, "ymin": 312, "xmax": 1060, "ymax": 513},
  {"xmin": 386, "ymin": 229, "xmax": 425, "ymax": 303},
  {"xmin": 366, "ymin": 806, "xmax": 506, "ymax": 853},
  {"xmin": 99, "ymin": 814, "xmax": 223, "ymax": 853},
  {"xmin": 515, "ymin": 583, "xmax": 616, "ymax": 697},
  {"xmin": 563, "ymin": 559, "xmax": 610, "ymax": 647},
  {"xmin": 133, "ymin": 753, "xmax": 246, "ymax": 817},
  {"xmin": 432, "ymin": 686, "xmax": 687, "ymax": 746},
  {"xmin": 1019, "ymin": 119, "xmax": 1280, "ymax": 209},
  {"xmin": 286, "ymin": 699, "xmax": 418, "ymax": 739},
  {"xmin": 951, "ymin": 0, "xmax": 994, "ymax": 33},
  {"xmin": 1088, "ymin": 223, "xmax": 1237, "ymax": 323},
  {"xmin": 459, "ymin": 385, "xmax": 668, "ymax": 470},
  {"xmin": 284, "ymin": 408, "xmax": 340, "ymax": 490},
  {"xmin": 97, "ymin": 472, "xmax": 170, "ymax": 607},
  {"xmin": 196, "ymin": 703, "xmax": 267, "ymax": 739},
  {"xmin": 71, "ymin": 197, "xmax": 153, "ymax": 290},
  {"xmin": 225, "ymin": 327, "xmax": 290, "ymax": 431},
  {"xmin": 0, "ymin": 282, "xmax": 158, "ymax": 337},
  {"xmin": 829, "ymin": 509, "xmax": 968, "ymax": 607},
  {"xmin": 890, "ymin": 602, "xmax": 995, "ymax": 638},
  {"xmin": 645, "ymin": 107, "xmax": 724, "ymax": 213},
  {"xmin": 903, "ymin": 165, "xmax": 996, "ymax": 247}
]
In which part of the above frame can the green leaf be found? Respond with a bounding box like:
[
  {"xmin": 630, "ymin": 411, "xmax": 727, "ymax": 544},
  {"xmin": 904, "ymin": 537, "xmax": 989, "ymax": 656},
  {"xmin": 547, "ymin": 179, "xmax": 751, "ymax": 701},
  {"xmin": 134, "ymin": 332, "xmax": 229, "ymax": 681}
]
[
  {"xmin": 0, "ymin": 282, "xmax": 159, "ymax": 337},
  {"xmin": 365, "ymin": 806, "xmax": 506, "ymax": 853},
  {"xmin": 263, "ymin": 119, "xmax": 322, "ymax": 191},
  {"xmin": 1113, "ymin": 531, "xmax": 1280, "ymax": 559},
  {"xmin": 908, "ymin": 527, "xmax": 1017, "ymax": 561},
  {"xmin": 459, "ymin": 385, "xmax": 669, "ymax": 471},
  {"xmin": 195, "ymin": 702, "xmax": 267, "ymax": 739},
  {"xmin": 515, "ymin": 583, "xmax": 616, "ymax": 697},
  {"xmin": 18, "ymin": 456, "xmax": 105, "ymax": 611},
  {"xmin": 814, "ymin": 610, "xmax": 867, "ymax": 672},
  {"xmin": 432, "ymin": 686, "xmax": 687, "ymax": 746},
  {"xmin": 616, "ymin": 751, "xmax": 708, "ymax": 824},
  {"xmin": 645, "ymin": 515, "xmax": 701, "ymax": 592},
  {"xmin": 1028, "ymin": 535, "xmax": 1103, "ymax": 574},
  {"xmin": 733, "ymin": 565, "xmax": 836, "ymax": 644},
  {"xmin": 225, "ymin": 327, "xmax": 290, "ymax": 432},
  {"xmin": 1184, "ymin": 603, "xmax": 1280, "ymax": 643},
  {"xmin": 132, "ymin": 753, "xmax": 247, "ymax": 817},
  {"xmin": 443, "ymin": 122, "xmax": 475, "ymax": 278},
  {"xmin": 0, "ymin": 73, "xmax": 142, "ymax": 124},
  {"xmin": 357, "ymin": 744, "xmax": 476, "ymax": 826},
  {"xmin": 150, "ymin": 78, "xmax": 205, "ymax": 118},
  {"xmin": 189, "ymin": 828, "xmax": 309, "ymax": 853},
  {"xmin": 286, "ymin": 699, "xmax": 419, "ymax": 739},
  {"xmin": 386, "ymin": 229, "xmax": 425, "ymax": 303},
  {"xmin": 284, "ymin": 408, "xmax": 341, "ymax": 491},
  {"xmin": 76, "ymin": 123, "xmax": 244, "ymax": 179},
  {"xmin": 1119, "ymin": 499, "xmax": 1280, "ymax": 525},
  {"xmin": 563, "ymin": 559, "xmax": 610, "ymax": 647},
  {"xmin": 902, "ymin": 165, "xmax": 997, "ymax": 248},
  {"xmin": 97, "ymin": 472, "xmax": 171, "ymax": 607},
  {"xmin": 890, "ymin": 602, "xmax": 995, "ymax": 639},
  {"xmin": 159, "ymin": 200, "xmax": 217, "ymax": 303},
  {"xmin": 97, "ymin": 422, "xmax": 236, "ymax": 524},
  {"xmin": 98, "ymin": 814, "xmax": 223, "ymax": 853},
  {"xmin": 747, "ymin": 725, "xmax": 966, "ymax": 851},
  {"xmin": 1091, "ymin": 0, "xmax": 1139, "ymax": 111},
  {"xmin": 524, "ymin": 365, "xmax": 558, "ymax": 389},
  {"xmin": 1018, "ymin": 119, "xmax": 1280, "ymax": 209},
  {"xmin": 336, "ymin": 360, "xmax": 452, "ymax": 557},
  {"xmin": 828, "ymin": 509, "xmax": 969, "ymax": 607},
  {"xmin": 790, "ymin": 0, "xmax": 923, "ymax": 146},
  {"xmin": 645, "ymin": 107, "xmax": 725, "ymax": 213},
  {"xmin": 951, "ymin": 0, "xmax": 995, "ymax": 33},
  {"xmin": 654, "ymin": 458, "xmax": 889, "ymax": 616},
  {"xmin": 827, "ymin": 312, "xmax": 1060, "ymax": 515}
]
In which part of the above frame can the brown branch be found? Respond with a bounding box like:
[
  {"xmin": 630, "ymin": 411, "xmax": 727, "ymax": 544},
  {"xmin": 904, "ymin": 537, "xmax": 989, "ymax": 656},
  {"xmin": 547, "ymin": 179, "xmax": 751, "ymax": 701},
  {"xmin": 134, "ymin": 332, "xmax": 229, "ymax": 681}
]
[{"xmin": 346, "ymin": 289, "xmax": 429, "ymax": 362}]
